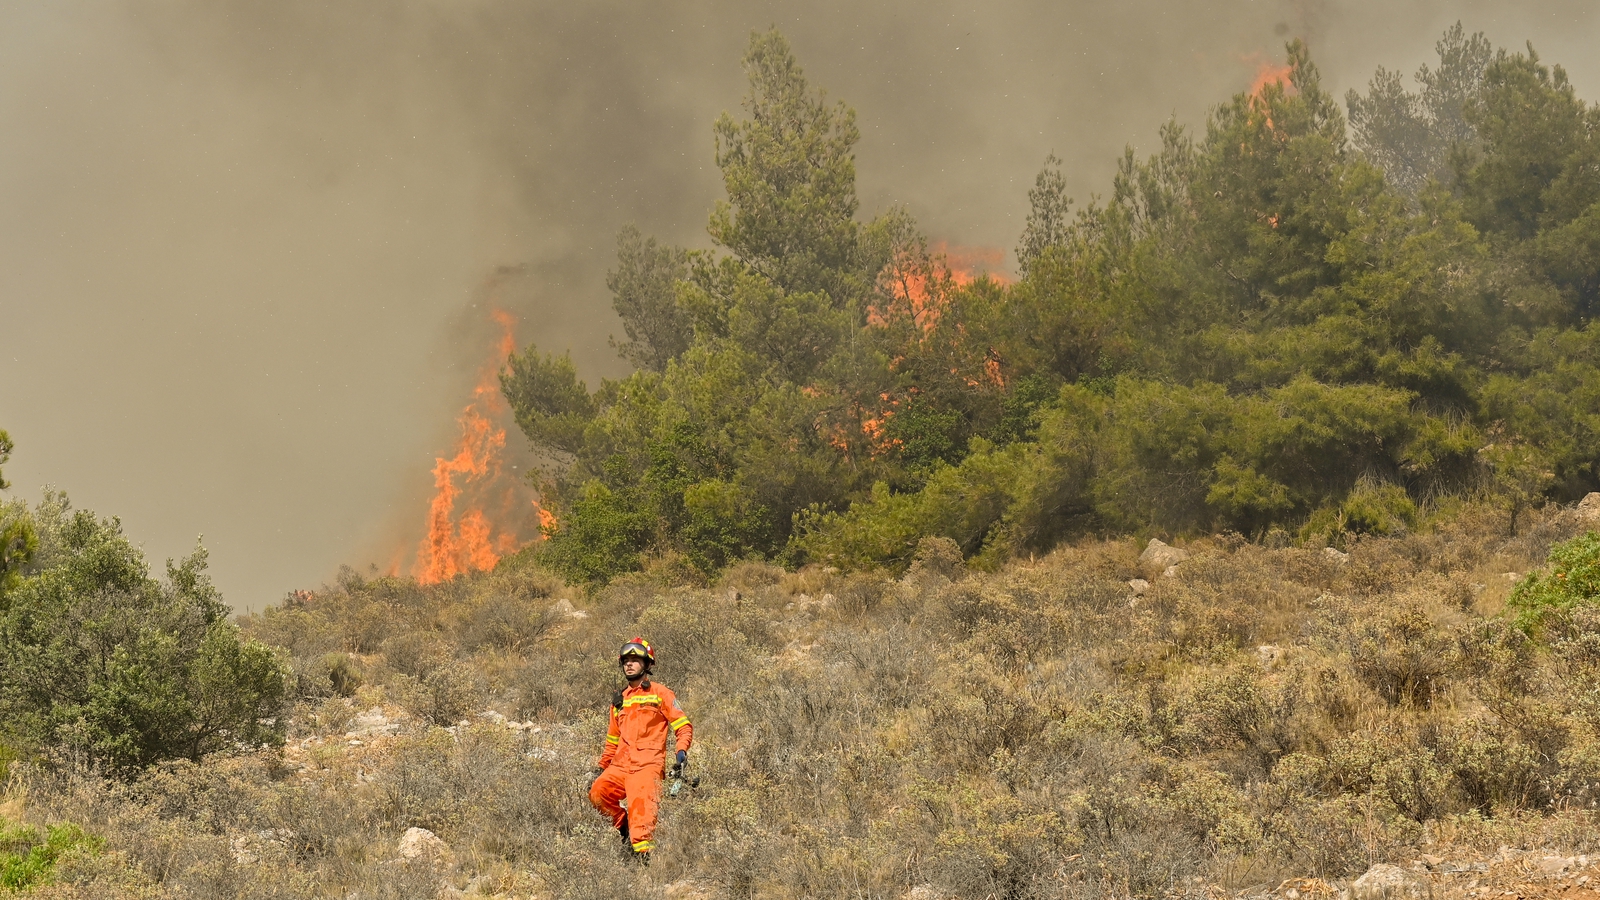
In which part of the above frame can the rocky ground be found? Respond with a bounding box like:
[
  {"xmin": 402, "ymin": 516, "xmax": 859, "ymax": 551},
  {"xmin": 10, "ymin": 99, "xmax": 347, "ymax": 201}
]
[
  {"xmin": 260, "ymin": 703, "xmax": 1600, "ymax": 900},
  {"xmin": 1232, "ymin": 851, "xmax": 1600, "ymax": 900}
]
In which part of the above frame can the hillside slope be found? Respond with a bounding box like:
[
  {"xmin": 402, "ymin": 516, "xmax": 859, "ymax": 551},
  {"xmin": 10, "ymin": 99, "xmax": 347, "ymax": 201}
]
[{"xmin": 6, "ymin": 499, "xmax": 1600, "ymax": 898}]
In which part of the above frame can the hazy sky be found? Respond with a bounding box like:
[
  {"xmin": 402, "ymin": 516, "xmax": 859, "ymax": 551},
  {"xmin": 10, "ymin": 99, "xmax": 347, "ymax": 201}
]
[{"xmin": 3, "ymin": 0, "xmax": 1597, "ymax": 610}]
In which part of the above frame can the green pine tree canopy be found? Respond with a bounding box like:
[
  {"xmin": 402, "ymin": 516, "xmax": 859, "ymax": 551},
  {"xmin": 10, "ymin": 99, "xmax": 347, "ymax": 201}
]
[{"xmin": 504, "ymin": 26, "xmax": 1600, "ymax": 584}]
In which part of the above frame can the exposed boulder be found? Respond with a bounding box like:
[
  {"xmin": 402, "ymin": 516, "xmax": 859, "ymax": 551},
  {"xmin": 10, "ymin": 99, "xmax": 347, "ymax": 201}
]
[
  {"xmin": 547, "ymin": 597, "xmax": 588, "ymax": 619},
  {"xmin": 346, "ymin": 707, "xmax": 401, "ymax": 739},
  {"xmin": 1351, "ymin": 864, "xmax": 1430, "ymax": 900},
  {"xmin": 1535, "ymin": 855, "xmax": 1576, "ymax": 876},
  {"xmin": 1138, "ymin": 539, "xmax": 1189, "ymax": 577},
  {"xmin": 1577, "ymin": 492, "xmax": 1600, "ymax": 521},
  {"xmin": 397, "ymin": 826, "xmax": 450, "ymax": 863}
]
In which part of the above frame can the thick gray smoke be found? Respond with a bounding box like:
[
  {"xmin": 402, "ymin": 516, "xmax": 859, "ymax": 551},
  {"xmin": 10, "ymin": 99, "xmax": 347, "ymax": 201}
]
[{"xmin": 2, "ymin": 0, "xmax": 1596, "ymax": 609}]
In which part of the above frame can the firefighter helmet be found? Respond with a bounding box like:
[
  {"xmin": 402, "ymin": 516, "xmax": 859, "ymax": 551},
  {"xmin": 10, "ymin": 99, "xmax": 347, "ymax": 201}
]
[{"xmin": 618, "ymin": 637, "xmax": 655, "ymax": 666}]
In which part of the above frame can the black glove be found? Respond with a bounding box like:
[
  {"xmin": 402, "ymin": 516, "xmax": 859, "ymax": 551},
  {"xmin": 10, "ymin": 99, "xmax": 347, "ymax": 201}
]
[
  {"xmin": 669, "ymin": 750, "xmax": 687, "ymax": 779},
  {"xmin": 587, "ymin": 768, "xmax": 604, "ymax": 792}
]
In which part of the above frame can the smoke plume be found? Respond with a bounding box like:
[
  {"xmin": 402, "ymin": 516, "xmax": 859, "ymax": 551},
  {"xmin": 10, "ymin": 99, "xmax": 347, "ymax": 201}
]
[{"xmin": 1, "ymin": 0, "xmax": 1596, "ymax": 607}]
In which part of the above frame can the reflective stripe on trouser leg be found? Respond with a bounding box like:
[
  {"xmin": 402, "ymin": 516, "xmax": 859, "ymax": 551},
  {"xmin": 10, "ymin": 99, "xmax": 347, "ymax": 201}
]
[{"xmin": 621, "ymin": 768, "xmax": 663, "ymax": 849}]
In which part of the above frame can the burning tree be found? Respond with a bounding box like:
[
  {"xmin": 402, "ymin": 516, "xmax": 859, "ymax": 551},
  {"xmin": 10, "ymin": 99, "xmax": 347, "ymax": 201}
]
[{"xmin": 502, "ymin": 25, "xmax": 1600, "ymax": 582}]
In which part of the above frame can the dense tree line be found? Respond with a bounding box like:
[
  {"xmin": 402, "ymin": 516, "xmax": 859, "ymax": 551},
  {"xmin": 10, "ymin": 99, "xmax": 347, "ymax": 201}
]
[{"xmin": 506, "ymin": 26, "xmax": 1600, "ymax": 583}]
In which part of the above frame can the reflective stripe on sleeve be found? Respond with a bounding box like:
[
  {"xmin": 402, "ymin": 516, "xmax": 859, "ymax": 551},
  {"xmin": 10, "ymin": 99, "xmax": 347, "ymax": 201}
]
[
  {"xmin": 605, "ymin": 735, "xmax": 620, "ymax": 744},
  {"xmin": 669, "ymin": 716, "xmax": 690, "ymax": 730}
]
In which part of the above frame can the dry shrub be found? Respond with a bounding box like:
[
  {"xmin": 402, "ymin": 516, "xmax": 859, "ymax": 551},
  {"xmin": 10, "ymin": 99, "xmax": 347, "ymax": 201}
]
[
  {"xmin": 1431, "ymin": 718, "xmax": 1550, "ymax": 811},
  {"xmin": 908, "ymin": 536, "xmax": 965, "ymax": 582},
  {"xmin": 1344, "ymin": 602, "xmax": 1459, "ymax": 707},
  {"xmin": 380, "ymin": 632, "xmax": 453, "ymax": 679},
  {"xmin": 921, "ymin": 780, "xmax": 1080, "ymax": 900},
  {"xmin": 455, "ymin": 592, "xmax": 561, "ymax": 652},
  {"xmin": 399, "ymin": 660, "xmax": 483, "ymax": 725},
  {"xmin": 719, "ymin": 559, "xmax": 785, "ymax": 593},
  {"xmin": 1166, "ymin": 665, "xmax": 1304, "ymax": 773},
  {"xmin": 16, "ymin": 501, "xmax": 1600, "ymax": 898}
]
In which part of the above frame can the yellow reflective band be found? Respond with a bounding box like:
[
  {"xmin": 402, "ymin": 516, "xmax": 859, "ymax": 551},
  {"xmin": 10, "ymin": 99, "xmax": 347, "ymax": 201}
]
[
  {"xmin": 632, "ymin": 839, "xmax": 654, "ymax": 852},
  {"xmin": 605, "ymin": 735, "xmax": 620, "ymax": 744},
  {"xmin": 621, "ymin": 694, "xmax": 662, "ymax": 708},
  {"xmin": 669, "ymin": 716, "xmax": 690, "ymax": 730}
]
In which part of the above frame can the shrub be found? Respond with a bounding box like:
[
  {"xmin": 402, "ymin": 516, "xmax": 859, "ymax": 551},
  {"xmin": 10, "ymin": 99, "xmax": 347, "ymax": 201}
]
[
  {"xmin": 1508, "ymin": 530, "xmax": 1600, "ymax": 632},
  {"xmin": 0, "ymin": 497, "xmax": 288, "ymax": 773},
  {"xmin": 0, "ymin": 820, "xmax": 100, "ymax": 891}
]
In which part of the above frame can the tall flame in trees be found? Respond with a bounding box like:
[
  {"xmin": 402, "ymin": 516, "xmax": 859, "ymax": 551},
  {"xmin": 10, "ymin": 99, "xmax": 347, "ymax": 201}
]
[
  {"xmin": 411, "ymin": 308, "xmax": 547, "ymax": 584},
  {"xmin": 938, "ymin": 243, "xmax": 1012, "ymax": 288},
  {"xmin": 872, "ymin": 241, "xmax": 1012, "ymax": 332},
  {"xmin": 1245, "ymin": 54, "xmax": 1295, "ymax": 99},
  {"xmin": 837, "ymin": 242, "xmax": 1012, "ymax": 460}
]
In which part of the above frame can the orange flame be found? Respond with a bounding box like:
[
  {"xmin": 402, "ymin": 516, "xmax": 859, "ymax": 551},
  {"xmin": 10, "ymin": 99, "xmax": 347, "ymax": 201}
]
[
  {"xmin": 937, "ymin": 243, "xmax": 1012, "ymax": 287},
  {"xmin": 871, "ymin": 241, "xmax": 1011, "ymax": 333},
  {"xmin": 1244, "ymin": 54, "xmax": 1295, "ymax": 100},
  {"xmin": 411, "ymin": 308, "xmax": 549, "ymax": 584}
]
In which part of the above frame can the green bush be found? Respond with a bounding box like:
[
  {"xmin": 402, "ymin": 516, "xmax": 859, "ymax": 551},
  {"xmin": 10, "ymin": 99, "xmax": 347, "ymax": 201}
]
[
  {"xmin": 0, "ymin": 820, "xmax": 100, "ymax": 891},
  {"xmin": 0, "ymin": 495, "xmax": 289, "ymax": 772},
  {"xmin": 1508, "ymin": 530, "xmax": 1600, "ymax": 632}
]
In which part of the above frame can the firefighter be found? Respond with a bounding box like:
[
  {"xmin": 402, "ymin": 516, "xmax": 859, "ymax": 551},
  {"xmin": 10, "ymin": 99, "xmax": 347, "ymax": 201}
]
[{"xmin": 587, "ymin": 637, "xmax": 692, "ymax": 861}]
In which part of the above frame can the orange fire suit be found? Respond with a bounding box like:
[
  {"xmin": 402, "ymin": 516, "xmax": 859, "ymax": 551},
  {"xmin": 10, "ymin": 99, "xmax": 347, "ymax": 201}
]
[{"xmin": 588, "ymin": 679, "xmax": 692, "ymax": 853}]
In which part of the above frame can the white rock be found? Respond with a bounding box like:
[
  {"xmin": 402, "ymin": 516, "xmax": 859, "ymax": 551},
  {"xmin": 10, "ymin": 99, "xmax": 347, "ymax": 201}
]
[
  {"xmin": 1257, "ymin": 644, "xmax": 1285, "ymax": 669},
  {"xmin": 1536, "ymin": 856, "xmax": 1574, "ymax": 876},
  {"xmin": 903, "ymin": 886, "xmax": 943, "ymax": 900},
  {"xmin": 792, "ymin": 593, "xmax": 832, "ymax": 613},
  {"xmin": 478, "ymin": 710, "xmax": 507, "ymax": 726},
  {"xmin": 345, "ymin": 707, "xmax": 401, "ymax": 739},
  {"xmin": 1139, "ymin": 538, "xmax": 1189, "ymax": 574},
  {"xmin": 230, "ymin": 829, "xmax": 291, "ymax": 866},
  {"xmin": 664, "ymin": 879, "xmax": 718, "ymax": 899},
  {"xmin": 548, "ymin": 598, "xmax": 576, "ymax": 617},
  {"xmin": 1162, "ymin": 565, "xmax": 1180, "ymax": 578},
  {"xmin": 1351, "ymin": 864, "xmax": 1430, "ymax": 900},
  {"xmin": 1325, "ymin": 547, "xmax": 1350, "ymax": 563},
  {"xmin": 1128, "ymin": 578, "xmax": 1150, "ymax": 595},
  {"xmin": 230, "ymin": 835, "xmax": 258, "ymax": 865},
  {"xmin": 1576, "ymin": 492, "xmax": 1600, "ymax": 520},
  {"xmin": 396, "ymin": 826, "xmax": 449, "ymax": 862}
]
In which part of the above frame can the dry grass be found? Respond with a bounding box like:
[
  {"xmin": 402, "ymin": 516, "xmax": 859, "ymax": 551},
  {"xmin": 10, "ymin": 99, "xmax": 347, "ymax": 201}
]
[{"xmin": 6, "ymin": 501, "xmax": 1600, "ymax": 899}]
